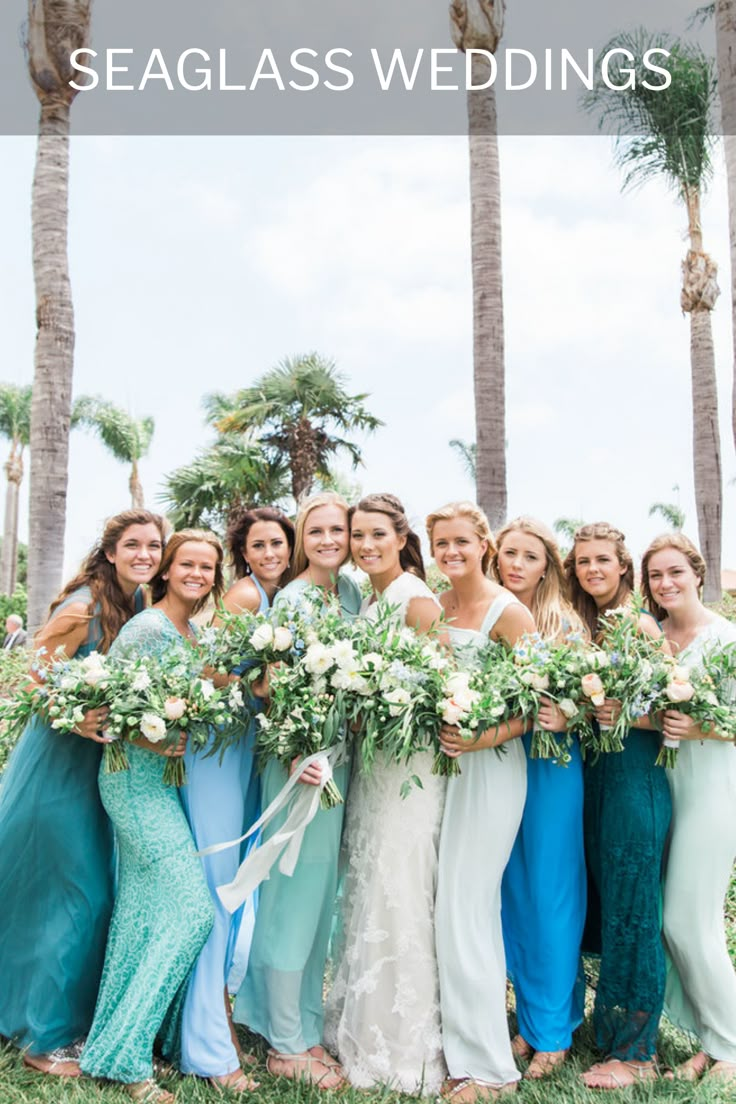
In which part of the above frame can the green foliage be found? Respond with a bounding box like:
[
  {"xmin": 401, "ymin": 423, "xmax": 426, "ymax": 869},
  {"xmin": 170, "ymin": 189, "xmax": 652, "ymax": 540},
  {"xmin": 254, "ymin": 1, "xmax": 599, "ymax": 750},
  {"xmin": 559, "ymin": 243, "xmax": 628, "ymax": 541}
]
[
  {"xmin": 0, "ymin": 540, "xmax": 28, "ymax": 588},
  {"xmin": 449, "ymin": 438, "xmax": 477, "ymax": 482},
  {"xmin": 0, "ymin": 645, "xmax": 31, "ymax": 773},
  {"xmin": 0, "ymin": 586, "xmax": 27, "ymax": 626},
  {"xmin": 583, "ymin": 30, "xmax": 717, "ymax": 197},
  {"xmin": 649, "ymin": 501, "xmax": 686, "ymax": 530},
  {"xmin": 212, "ymin": 353, "xmax": 382, "ymax": 500},
  {"xmin": 72, "ymin": 396, "xmax": 154, "ymax": 464},
  {"xmin": 0, "ymin": 383, "xmax": 31, "ymax": 449},
  {"xmin": 160, "ymin": 433, "xmax": 290, "ymax": 532}
]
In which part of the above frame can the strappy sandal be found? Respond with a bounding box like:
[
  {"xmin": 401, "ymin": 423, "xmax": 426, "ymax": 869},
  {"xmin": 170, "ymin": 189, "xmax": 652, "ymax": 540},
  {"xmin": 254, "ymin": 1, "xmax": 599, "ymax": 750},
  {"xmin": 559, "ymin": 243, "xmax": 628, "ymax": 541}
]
[
  {"xmin": 440, "ymin": 1077, "xmax": 517, "ymax": 1102},
  {"xmin": 510, "ymin": 1035, "xmax": 532, "ymax": 1061},
  {"xmin": 22, "ymin": 1052, "xmax": 81, "ymax": 1077},
  {"xmin": 524, "ymin": 1049, "xmax": 569, "ymax": 1079},
  {"xmin": 707, "ymin": 1061, "xmax": 736, "ymax": 1083},
  {"xmin": 125, "ymin": 1081, "xmax": 176, "ymax": 1104},
  {"xmin": 663, "ymin": 1051, "xmax": 710, "ymax": 1081},
  {"xmin": 209, "ymin": 1070, "xmax": 260, "ymax": 1093},
  {"xmin": 581, "ymin": 1058, "xmax": 658, "ymax": 1090},
  {"xmin": 266, "ymin": 1049, "xmax": 344, "ymax": 1090}
]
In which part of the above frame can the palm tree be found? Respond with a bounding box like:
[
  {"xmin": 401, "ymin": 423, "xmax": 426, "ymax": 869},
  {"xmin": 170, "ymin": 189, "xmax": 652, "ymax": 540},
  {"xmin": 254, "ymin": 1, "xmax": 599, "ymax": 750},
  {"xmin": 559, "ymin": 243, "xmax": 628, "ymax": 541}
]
[
  {"xmin": 649, "ymin": 502, "xmax": 686, "ymax": 530},
  {"xmin": 715, "ymin": 0, "xmax": 736, "ymax": 451},
  {"xmin": 25, "ymin": 0, "xmax": 93, "ymax": 631},
  {"xmin": 0, "ymin": 385, "xmax": 32, "ymax": 596},
  {"xmin": 584, "ymin": 32, "xmax": 723, "ymax": 602},
  {"xmin": 160, "ymin": 434, "xmax": 289, "ymax": 531},
  {"xmin": 449, "ymin": 438, "xmax": 477, "ymax": 482},
  {"xmin": 213, "ymin": 354, "xmax": 382, "ymax": 502},
  {"xmin": 553, "ymin": 517, "xmax": 585, "ymax": 554},
  {"xmin": 72, "ymin": 396, "xmax": 154, "ymax": 508},
  {"xmin": 450, "ymin": 0, "xmax": 508, "ymax": 529}
]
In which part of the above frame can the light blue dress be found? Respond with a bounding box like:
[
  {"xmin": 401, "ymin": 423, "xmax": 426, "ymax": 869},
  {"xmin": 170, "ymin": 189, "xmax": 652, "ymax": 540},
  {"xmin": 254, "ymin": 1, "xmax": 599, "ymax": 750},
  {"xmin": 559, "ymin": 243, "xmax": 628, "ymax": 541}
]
[
  {"xmin": 80, "ymin": 610, "xmax": 214, "ymax": 1083},
  {"xmin": 435, "ymin": 593, "xmax": 527, "ymax": 1087},
  {"xmin": 501, "ymin": 729, "xmax": 586, "ymax": 1052},
  {"xmin": 178, "ymin": 576, "xmax": 268, "ymax": 1077},
  {"xmin": 233, "ymin": 573, "xmax": 361, "ymax": 1054},
  {"xmin": 0, "ymin": 587, "xmax": 142, "ymax": 1056}
]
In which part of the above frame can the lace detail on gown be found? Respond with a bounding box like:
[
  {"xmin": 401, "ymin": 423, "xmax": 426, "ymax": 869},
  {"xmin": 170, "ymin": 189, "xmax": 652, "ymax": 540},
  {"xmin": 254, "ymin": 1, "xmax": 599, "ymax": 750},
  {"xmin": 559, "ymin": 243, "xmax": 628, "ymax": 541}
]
[{"xmin": 325, "ymin": 573, "xmax": 447, "ymax": 1095}]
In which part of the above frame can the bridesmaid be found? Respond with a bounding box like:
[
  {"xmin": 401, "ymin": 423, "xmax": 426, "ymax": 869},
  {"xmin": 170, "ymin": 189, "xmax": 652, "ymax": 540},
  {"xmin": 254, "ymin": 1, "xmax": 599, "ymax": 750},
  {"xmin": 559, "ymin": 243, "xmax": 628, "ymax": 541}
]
[
  {"xmin": 565, "ymin": 522, "xmax": 671, "ymax": 1090},
  {"xmin": 178, "ymin": 507, "xmax": 294, "ymax": 1088},
  {"xmin": 233, "ymin": 491, "xmax": 361, "ymax": 1089},
  {"xmin": 0, "ymin": 510, "xmax": 164, "ymax": 1076},
  {"xmin": 429, "ymin": 502, "xmax": 533, "ymax": 1102},
  {"xmin": 641, "ymin": 533, "xmax": 736, "ymax": 1085},
  {"xmin": 325, "ymin": 493, "xmax": 449, "ymax": 1095},
  {"xmin": 80, "ymin": 531, "xmax": 224, "ymax": 1103},
  {"xmin": 494, "ymin": 517, "xmax": 586, "ymax": 1077}
]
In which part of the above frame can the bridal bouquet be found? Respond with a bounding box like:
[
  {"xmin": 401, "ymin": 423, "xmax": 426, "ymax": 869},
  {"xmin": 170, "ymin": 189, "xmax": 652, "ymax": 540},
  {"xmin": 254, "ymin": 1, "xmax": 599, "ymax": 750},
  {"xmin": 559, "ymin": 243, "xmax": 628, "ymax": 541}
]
[
  {"xmin": 650, "ymin": 642, "xmax": 736, "ymax": 768},
  {"xmin": 0, "ymin": 647, "xmax": 114, "ymax": 744},
  {"xmin": 103, "ymin": 643, "xmax": 239, "ymax": 784},
  {"xmin": 509, "ymin": 632, "xmax": 593, "ymax": 765},
  {"xmin": 255, "ymin": 596, "xmax": 357, "ymax": 808},
  {"xmin": 579, "ymin": 608, "xmax": 666, "ymax": 756},
  {"xmin": 199, "ymin": 607, "xmax": 296, "ymax": 687}
]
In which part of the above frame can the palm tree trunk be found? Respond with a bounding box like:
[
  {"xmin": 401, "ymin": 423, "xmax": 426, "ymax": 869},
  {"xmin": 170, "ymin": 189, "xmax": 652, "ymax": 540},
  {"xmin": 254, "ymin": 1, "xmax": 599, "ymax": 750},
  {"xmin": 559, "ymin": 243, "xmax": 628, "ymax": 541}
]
[
  {"xmin": 716, "ymin": 0, "xmax": 736, "ymax": 452},
  {"xmin": 1, "ymin": 450, "xmax": 23, "ymax": 596},
  {"xmin": 27, "ymin": 99, "xmax": 75, "ymax": 631},
  {"xmin": 681, "ymin": 185, "xmax": 723, "ymax": 602},
  {"xmin": 467, "ymin": 61, "xmax": 507, "ymax": 529},
  {"xmin": 129, "ymin": 459, "xmax": 144, "ymax": 508}
]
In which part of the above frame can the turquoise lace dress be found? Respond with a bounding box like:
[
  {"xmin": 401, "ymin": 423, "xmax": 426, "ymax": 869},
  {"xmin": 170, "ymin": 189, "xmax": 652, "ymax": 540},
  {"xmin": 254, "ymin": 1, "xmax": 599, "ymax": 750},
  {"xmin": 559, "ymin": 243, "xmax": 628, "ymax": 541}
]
[
  {"xmin": 80, "ymin": 609, "xmax": 214, "ymax": 1084},
  {"xmin": 0, "ymin": 587, "xmax": 136, "ymax": 1055},
  {"xmin": 234, "ymin": 573, "xmax": 362, "ymax": 1055}
]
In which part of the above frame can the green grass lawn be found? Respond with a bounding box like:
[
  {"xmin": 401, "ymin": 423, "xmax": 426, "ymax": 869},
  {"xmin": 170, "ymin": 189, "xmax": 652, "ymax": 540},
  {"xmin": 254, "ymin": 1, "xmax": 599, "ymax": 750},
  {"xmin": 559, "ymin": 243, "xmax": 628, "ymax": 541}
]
[{"xmin": 2, "ymin": 896, "xmax": 735, "ymax": 1104}]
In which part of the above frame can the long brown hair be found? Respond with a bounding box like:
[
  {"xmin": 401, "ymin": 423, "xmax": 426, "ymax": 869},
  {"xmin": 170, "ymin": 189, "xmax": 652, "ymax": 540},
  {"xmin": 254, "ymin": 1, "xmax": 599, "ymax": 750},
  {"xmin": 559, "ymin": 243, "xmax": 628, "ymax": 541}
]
[
  {"xmin": 352, "ymin": 493, "xmax": 426, "ymax": 580},
  {"xmin": 151, "ymin": 529, "xmax": 225, "ymax": 614},
  {"xmin": 493, "ymin": 516, "xmax": 585, "ymax": 642},
  {"xmin": 425, "ymin": 500, "xmax": 495, "ymax": 576},
  {"xmin": 290, "ymin": 491, "xmax": 350, "ymax": 579},
  {"xmin": 641, "ymin": 532, "xmax": 706, "ymax": 623},
  {"xmin": 47, "ymin": 510, "xmax": 166, "ymax": 653},
  {"xmin": 564, "ymin": 521, "xmax": 634, "ymax": 639},
  {"xmin": 226, "ymin": 506, "xmax": 295, "ymax": 582}
]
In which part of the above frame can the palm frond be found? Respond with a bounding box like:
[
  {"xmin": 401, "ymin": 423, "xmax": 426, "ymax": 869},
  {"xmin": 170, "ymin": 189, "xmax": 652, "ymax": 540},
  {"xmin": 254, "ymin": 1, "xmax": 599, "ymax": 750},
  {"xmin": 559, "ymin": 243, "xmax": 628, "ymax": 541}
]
[
  {"xmin": 72, "ymin": 396, "xmax": 155, "ymax": 464},
  {"xmin": 0, "ymin": 384, "xmax": 32, "ymax": 447}
]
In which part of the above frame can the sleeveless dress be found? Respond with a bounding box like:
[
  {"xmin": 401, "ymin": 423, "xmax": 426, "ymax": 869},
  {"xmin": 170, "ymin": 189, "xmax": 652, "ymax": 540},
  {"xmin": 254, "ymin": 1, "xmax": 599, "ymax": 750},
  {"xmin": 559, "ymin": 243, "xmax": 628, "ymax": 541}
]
[
  {"xmin": 325, "ymin": 572, "xmax": 447, "ymax": 1095},
  {"xmin": 436, "ymin": 591, "xmax": 527, "ymax": 1087},
  {"xmin": 233, "ymin": 573, "xmax": 362, "ymax": 1055},
  {"xmin": 501, "ymin": 626, "xmax": 586, "ymax": 1053},
  {"xmin": 80, "ymin": 609, "xmax": 214, "ymax": 1083},
  {"xmin": 178, "ymin": 577, "xmax": 269, "ymax": 1077},
  {"xmin": 0, "ymin": 586, "xmax": 136, "ymax": 1056},
  {"xmin": 583, "ymin": 700, "xmax": 671, "ymax": 1060},
  {"xmin": 662, "ymin": 617, "xmax": 736, "ymax": 1061}
]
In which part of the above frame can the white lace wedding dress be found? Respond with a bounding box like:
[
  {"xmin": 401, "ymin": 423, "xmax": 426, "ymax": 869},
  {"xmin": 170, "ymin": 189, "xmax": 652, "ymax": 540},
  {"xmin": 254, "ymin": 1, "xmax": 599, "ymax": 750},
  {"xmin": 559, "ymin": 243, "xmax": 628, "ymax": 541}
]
[{"xmin": 324, "ymin": 572, "xmax": 447, "ymax": 1094}]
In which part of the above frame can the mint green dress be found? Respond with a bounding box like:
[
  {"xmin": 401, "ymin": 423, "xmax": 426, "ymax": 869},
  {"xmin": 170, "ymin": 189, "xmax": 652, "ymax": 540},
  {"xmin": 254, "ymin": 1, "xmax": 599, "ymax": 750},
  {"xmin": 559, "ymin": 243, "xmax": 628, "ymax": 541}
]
[
  {"xmin": 233, "ymin": 573, "xmax": 361, "ymax": 1054},
  {"xmin": 80, "ymin": 609, "xmax": 214, "ymax": 1083}
]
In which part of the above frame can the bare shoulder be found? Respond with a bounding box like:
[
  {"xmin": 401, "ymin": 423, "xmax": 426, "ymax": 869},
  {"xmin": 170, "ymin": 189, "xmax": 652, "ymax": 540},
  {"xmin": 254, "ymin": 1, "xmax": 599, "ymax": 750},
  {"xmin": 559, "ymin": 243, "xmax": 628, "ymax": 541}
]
[
  {"xmin": 636, "ymin": 611, "xmax": 663, "ymax": 641},
  {"xmin": 493, "ymin": 601, "xmax": 535, "ymax": 646},
  {"xmin": 36, "ymin": 601, "xmax": 91, "ymax": 657},
  {"xmin": 220, "ymin": 577, "xmax": 261, "ymax": 616}
]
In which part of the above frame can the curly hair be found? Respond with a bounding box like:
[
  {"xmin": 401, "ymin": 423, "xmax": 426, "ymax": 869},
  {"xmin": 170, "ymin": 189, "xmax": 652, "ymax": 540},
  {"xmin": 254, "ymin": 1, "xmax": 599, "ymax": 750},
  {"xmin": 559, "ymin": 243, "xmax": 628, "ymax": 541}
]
[{"xmin": 48, "ymin": 510, "xmax": 166, "ymax": 653}]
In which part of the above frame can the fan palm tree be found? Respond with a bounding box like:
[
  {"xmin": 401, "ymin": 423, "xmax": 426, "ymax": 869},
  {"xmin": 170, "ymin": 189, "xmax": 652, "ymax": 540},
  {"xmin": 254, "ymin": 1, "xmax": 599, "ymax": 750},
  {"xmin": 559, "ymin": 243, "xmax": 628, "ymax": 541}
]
[
  {"xmin": 160, "ymin": 434, "xmax": 289, "ymax": 531},
  {"xmin": 584, "ymin": 31, "xmax": 723, "ymax": 601},
  {"xmin": 449, "ymin": 438, "xmax": 477, "ymax": 482},
  {"xmin": 0, "ymin": 385, "xmax": 32, "ymax": 596},
  {"xmin": 212, "ymin": 354, "xmax": 382, "ymax": 502},
  {"xmin": 25, "ymin": 0, "xmax": 93, "ymax": 630},
  {"xmin": 715, "ymin": 0, "xmax": 736, "ymax": 451},
  {"xmin": 72, "ymin": 396, "xmax": 154, "ymax": 508},
  {"xmin": 553, "ymin": 516, "xmax": 586, "ymax": 555},
  {"xmin": 450, "ymin": 0, "xmax": 508, "ymax": 529}
]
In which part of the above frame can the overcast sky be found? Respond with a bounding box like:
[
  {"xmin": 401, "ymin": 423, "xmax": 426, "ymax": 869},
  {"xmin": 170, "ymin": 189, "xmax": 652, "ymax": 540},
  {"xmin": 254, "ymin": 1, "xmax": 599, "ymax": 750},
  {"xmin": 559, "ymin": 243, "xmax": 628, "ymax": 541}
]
[{"xmin": 0, "ymin": 0, "xmax": 734, "ymax": 581}]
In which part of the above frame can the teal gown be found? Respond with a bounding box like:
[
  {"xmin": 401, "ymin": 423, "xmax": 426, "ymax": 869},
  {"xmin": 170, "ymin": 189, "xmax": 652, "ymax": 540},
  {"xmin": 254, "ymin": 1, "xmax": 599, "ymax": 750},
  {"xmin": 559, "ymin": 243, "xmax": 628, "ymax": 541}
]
[
  {"xmin": 0, "ymin": 587, "xmax": 136, "ymax": 1056},
  {"xmin": 80, "ymin": 609, "xmax": 214, "ymax": 1084},
  {"xmin": 233, "ymin": 573, "xmax": 361, "ymax": 1054}
]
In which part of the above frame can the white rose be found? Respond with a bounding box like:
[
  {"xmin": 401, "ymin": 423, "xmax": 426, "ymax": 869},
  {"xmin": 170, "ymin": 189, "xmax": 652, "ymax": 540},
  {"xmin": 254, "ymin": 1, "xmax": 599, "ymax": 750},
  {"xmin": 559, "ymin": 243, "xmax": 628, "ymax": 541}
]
[
  {"xmin": 272, "ymin": 626, "xmax": 293, "ymax": 652},
  {"xmin": 529, "ymin": 671, "xmax": 550, "ymax": 692},
  {"xmin": 83, "ymin": 666, "xmax": 107, "ymax": 687},
  {"xmin": 304, "ymin": 643, "xmax": 332, "ymax": 675},
  {"xmin": 591, "ymin": 651, "xmax": 610, "ymax": 669},
  {"xmin": 559, "ymin": 698, "xmax": 578, "ymax": 720},
  {"xmin": 445, "ymin": 671, "xmax": 472, "ymax": 697},
  {"xmin": 441, "ymin": 698, "xmax": 464, "ymax": 726},
  {"xmin": 60, "ymin": 675, "xmax": 76, "ymax": 691},
  {"xmin": 672, "ymin": 664, "xmax": 691, "ymax": 682},
  {"xmin": 384, "ymin": 686, "xmax": 411, "ymax": 716},
  {"xmin": 197, "ymin": 678, "xmax": 216, "ymax": 701},
  {"xmin": 250, "ymin": 622, "xmax": 274, "ymax": 651},
  {"xmin": 229, "ymin": 685, "xmax": 245, "ymax": 709},
  {"xmin": 131, "ymin": 670, "xmax": 152, "ymax": 692},
  {"xmin": 361, "ymin": 652, "xmax": 384, "ymax": 671},
  {"xmin": 164, "ymin": 696, "xmax": 187, "ymax": 721},
  {"xmin": 331, "ymin": 639, "xmax": 356, "ymax": 669},
  {"xmin": 140, "ymin": 713, "xmax": 167, "ymax": 742}
]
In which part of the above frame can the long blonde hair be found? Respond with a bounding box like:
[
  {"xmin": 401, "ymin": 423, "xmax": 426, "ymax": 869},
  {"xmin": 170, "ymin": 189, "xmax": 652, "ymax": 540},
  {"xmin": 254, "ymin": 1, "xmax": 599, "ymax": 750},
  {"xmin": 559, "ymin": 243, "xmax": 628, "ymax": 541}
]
[
  {"xmin": 425, "ymin": 500, "xmax": 494, "ymax": 577},
  {"xmin": 564, "ymin": 521, "xmax": 634, "ymax": 639},
  {"xmin": 290, "ymin": 491, "xmax": 350, "ymax": 579},
  {"xmin": 641, "ymin": 532, "xmax": 706, "ymax": 622},
  {"xmin": 493, "ymin": 516, "xmax": 585, "ymax": 642}
]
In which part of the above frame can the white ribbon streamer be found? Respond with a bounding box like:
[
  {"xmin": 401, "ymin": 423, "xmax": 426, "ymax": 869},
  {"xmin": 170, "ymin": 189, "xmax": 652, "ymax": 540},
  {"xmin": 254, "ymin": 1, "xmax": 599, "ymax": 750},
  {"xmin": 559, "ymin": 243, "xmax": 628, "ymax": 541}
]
[{"xmin": 196, "ymin": 749, "xmax": 335, "ymax": 913}]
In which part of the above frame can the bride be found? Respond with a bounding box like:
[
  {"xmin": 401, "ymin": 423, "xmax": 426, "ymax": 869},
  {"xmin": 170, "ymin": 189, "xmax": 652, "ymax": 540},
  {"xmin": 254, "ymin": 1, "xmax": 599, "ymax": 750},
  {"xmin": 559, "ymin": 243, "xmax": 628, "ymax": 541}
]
[{"xmin": 325, "ymin": 493, "xmax": 448, "ymax": 1095}]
